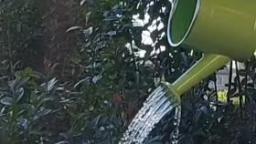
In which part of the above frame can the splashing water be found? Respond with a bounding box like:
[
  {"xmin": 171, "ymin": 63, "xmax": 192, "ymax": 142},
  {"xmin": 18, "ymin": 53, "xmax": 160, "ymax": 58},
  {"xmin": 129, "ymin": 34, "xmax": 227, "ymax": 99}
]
[{"xmin": 120, "ymin": 85, "xmax": 181, "ymax": 144}]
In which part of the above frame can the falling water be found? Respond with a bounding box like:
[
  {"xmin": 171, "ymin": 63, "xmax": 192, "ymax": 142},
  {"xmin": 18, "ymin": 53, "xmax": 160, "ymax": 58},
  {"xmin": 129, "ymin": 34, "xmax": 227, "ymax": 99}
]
[{"xmin": 120, "ymin": 85, "xmax": 181, "ymax": 144}]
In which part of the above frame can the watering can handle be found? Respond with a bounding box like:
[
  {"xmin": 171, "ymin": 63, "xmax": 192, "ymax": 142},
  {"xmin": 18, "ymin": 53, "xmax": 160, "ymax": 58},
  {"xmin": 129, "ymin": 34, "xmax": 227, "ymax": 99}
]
[{"xmin": 171, "ymin": 54, "xmax": 230, "ymax": 96}]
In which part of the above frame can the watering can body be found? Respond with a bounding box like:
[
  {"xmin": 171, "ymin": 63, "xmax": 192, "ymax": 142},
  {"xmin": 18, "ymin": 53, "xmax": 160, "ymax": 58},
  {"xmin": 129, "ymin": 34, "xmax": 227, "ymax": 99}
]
[
  {"xmin": 166, "ymin": 0, "xmax": 256, "ymax": 96},
  {"xmin": 169, "ymin": 0, "xmax": 256, "ymax": 60}
]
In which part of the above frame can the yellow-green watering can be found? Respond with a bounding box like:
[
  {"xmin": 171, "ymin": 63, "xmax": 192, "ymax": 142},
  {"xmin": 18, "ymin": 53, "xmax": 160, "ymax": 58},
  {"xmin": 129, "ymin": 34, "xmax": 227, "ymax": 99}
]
[{"xmin": 166, "ymin": 0, "xmax": 256, "ymax": 98}]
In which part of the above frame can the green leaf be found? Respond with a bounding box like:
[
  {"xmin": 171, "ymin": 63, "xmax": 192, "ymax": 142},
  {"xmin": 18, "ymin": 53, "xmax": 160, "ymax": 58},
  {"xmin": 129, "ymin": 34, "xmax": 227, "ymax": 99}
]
[{"xmin": 0, "ymin": 97, "xmax": 13, "ymax": 106}]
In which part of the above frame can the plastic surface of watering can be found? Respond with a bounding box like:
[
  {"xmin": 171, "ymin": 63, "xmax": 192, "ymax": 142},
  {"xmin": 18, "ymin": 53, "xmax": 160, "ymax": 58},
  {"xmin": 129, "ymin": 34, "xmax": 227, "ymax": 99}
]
[
  {"xmin": 168, "ymin": 0, "xmax": 256, "ymax": 60},
  {"xmin": 166, "ymin": 0, "xmax": 256, "ymax": 97}
]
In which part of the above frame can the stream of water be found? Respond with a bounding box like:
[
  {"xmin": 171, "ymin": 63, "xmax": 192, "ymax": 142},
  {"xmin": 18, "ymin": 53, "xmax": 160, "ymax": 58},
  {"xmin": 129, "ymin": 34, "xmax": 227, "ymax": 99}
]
[{"xmin": 119, "ymin": 85, "xmax": 181, "ymax": 144}]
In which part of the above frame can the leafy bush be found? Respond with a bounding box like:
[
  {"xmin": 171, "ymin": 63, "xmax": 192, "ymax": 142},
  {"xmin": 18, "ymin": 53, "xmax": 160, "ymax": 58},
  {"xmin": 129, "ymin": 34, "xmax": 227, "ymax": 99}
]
[{"xmin": 1, "ymin": 0, "xmax": 256, "ymax": 144}]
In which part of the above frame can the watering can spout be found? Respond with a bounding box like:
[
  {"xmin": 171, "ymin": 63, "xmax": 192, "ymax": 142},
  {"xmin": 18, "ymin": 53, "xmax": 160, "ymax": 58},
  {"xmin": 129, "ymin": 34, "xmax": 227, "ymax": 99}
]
[
  {"xmin": 165, "ymin": 0, "xmax": 256, "ymax": 97},
  {"xmin": 171, "ymin": 54, "xmax": 230, "ymax": 96}
]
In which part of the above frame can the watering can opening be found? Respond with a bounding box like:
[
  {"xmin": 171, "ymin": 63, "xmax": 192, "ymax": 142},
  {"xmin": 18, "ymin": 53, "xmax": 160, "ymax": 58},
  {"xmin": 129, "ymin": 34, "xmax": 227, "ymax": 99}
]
[{"xmin": 167, "ymin": 0, "xmax": 200, "ymax": 47}]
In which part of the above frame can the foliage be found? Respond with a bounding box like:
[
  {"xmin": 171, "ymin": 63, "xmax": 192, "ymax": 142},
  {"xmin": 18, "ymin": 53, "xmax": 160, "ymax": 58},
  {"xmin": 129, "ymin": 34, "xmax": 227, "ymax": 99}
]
[
  {"xmin": 0, "ymin": 0, "xmax": 43, "ymax": 73},
  {"xmin": 1, "ymin": 0, "xmax": 256, "ymax": 144},
  {"xmin": 179, "ymin": 60, "xmax": 256, "ymax": 144}
]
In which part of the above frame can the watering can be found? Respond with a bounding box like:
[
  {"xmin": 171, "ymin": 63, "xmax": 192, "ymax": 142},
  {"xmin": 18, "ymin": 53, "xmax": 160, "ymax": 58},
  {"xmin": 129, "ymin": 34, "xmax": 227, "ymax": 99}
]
[{"xmin": 165, "ymin": 0, "xmax": 256, "ymax": 97}]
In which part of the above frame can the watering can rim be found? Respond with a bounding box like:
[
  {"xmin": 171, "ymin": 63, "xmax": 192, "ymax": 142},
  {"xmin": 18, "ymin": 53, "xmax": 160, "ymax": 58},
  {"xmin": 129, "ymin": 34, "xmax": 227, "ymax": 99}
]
[{"xmin": 167, "ymin": 0, "xmax": 201, "ymax": 47}]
